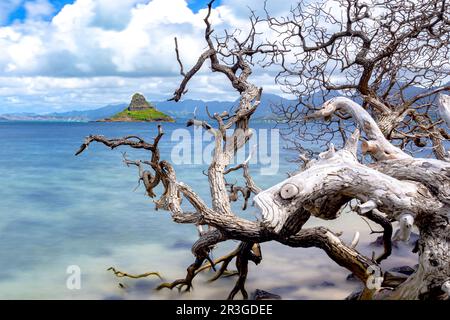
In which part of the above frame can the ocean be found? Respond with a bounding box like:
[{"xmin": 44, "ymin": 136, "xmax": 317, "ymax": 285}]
[{"xmin": 0, "ymin": 121, "xmax": 417, "ymax": 299}]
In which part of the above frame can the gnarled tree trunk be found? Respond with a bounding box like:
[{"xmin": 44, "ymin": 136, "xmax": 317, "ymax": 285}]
[{"xmin": 76, "ymin": 1, "xmax": 450, "ymax": 300}]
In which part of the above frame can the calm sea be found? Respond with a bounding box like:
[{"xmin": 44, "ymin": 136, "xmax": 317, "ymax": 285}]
[{"xmin": 0, "ymin": 121, "xmax": 416, "ymax": 299}]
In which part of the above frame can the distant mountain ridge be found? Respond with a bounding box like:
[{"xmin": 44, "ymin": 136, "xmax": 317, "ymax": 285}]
[
  {"xmin": 0, "ymin": 93, "xmax": 296, "ymax": 122},
  {"xmin": 155, "ymin": 93, "xmax": 296, "ymax": 120},
  {"xmin": 47, "ymin": 104, "xmax": 127, "ymax": 119},
  {"xmin": 1, "ymin": 84, "xmax": 445, "ymax": 122}
]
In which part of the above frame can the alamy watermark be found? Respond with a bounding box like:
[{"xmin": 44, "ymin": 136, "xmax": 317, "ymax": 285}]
[
  {"xmin": 170, "ymin": 127, "xmax": 280, "ymax": 175},
  {"xmin": 66, "ymin": 265, "xmax": 81, "ymax": 290}
]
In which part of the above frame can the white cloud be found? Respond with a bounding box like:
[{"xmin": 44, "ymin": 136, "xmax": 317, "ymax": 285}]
[
  {"xmin": 0, "ymin": 70, "xmax": 288, "ymax": 113},
  {"xmin": 0, "ymin": 0, "xmax": 291, "ymax": 113},
  {"xmin": 90, "ymin": 0, "xmax": 148, "ymax": 30},
  {"xmin": 24, "ymin": 0, "xmax": 55, "ymax": 20},
  {"xmin": 0, "ymin": 0, "xmax": 220, "ymax": 77}
]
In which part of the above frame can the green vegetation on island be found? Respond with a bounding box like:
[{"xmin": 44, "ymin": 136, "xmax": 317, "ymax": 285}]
[
  {"xmin": 100, "ymin": 93, "xmax": 174, "ymax": 122},
  {"xmin": 109, "ymin": 108, "xmax": 173, "ymax": 122}
]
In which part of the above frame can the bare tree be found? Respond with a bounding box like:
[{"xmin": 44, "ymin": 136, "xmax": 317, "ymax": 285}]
[
  {"xmin": 267, "ymin": 0, "xmax": 450, "ymax": 161},
  {"xmin": 76, "ymin": 1, "xmax": 450, "ymax": 300}
]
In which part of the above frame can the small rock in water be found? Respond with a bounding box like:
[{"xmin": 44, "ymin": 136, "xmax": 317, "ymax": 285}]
[
  {"xmin": 171, "ymin": 240, "xmax": 193, "ymax": 249},
  {"xmin": 346, "ymin": 273, "xmax": 359, "ymax": 282},
  {"xmin": 320, "ymin": 281, "xmax": 335, "ymax": 287},
  {"xmin": 345, "ymin": 290, "xmax": 362, "ymax": 300},
  {"xmin": 252, "ymin": 289, "xmax": 282, "ymax": 300},
  {"xmin": 311, "ymin": 281, "xmax": 336, "ymax": 288},
  {"xmin": 403, "ymin": 232, "xmax": 419, "ymax": 246},
  {"xmin": 411, "ymin": 233, "xmax": 419, "ymax": 241},
  {"xmin": 389, "ymin": 266, "xmax": 415, "ymax": 276},
  {"xmin": 268, "ymin": 285, "xmax": 298, "ymax": 295},
  {"xmin": 133, "ymin": 280, "xmax": 155, "ymax": 292},
  {"xmin": 370, "ymin": 235, "xmax": 385, "ymax": 247},
  {"xmin": 370, "ymin": 232, "xmax": 419, "ymax": 248},
  {"xmin": 382, "ymin": 271, "xmax": 409, "ymax": 288},
  {"xmin": 103, "ymin": 295, "xmax": 124, "ymax": 300}
]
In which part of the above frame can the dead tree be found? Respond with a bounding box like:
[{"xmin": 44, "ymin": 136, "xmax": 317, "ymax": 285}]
[
  {"xmin": 77, "ymin": 0, "xmax": 279, "ymax": 299},
  {"xmin": 76, "ymin": 1, "xmax": 450, "ymax": 300},
  {"xmin": 267, "ymin": 0, "xmax": 450, "ymax": 161},
  {"xmin": 261, "ymin": 97, "xmax": 450, "ymax": 300}
]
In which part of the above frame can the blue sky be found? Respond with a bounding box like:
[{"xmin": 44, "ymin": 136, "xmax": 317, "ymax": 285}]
[
  {"xmin": 5, "ymin": 0, "xmax": 69, "ymax": 25},
  {"xmin": 3, "ymin": 0, "xmax": 221, "ymax": 25},
  {"xmin": 0, "ymin": 0, "xmax": 289, "ymax": 114}
]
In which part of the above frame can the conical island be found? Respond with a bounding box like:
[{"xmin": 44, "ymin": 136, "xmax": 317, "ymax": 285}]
[{"xmin": 100, "ymin": 93, "xmax": 174, "ymax": 122}]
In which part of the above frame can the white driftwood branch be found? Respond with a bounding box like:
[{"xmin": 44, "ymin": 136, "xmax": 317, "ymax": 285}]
[
  {"xmin": 254, "ymin": 121, "xmax": 449, "ymax": 300},
  {"xmin": 254, "ymin": 145, "xmax": 434, "ymax": 233},
  {"xmin": 392, "ymin": 213, "xmax": 414, "ymax": 242},
  {"xmin": 344, "ymin": 128, "xmax": 360, "ymax": 157},
  {"xmin": 371, "ymin": 158, "xmax": 450, "ymax": 205},
  {"xmin": 307, "ymin": 97, "xmax": 411, "ymax": 161},
  {"xmin": 438, "ymin": 94, "xmax": 450, "ymax": 129},
  {"xmin": 244, "ymin": 144, "xmax": 257, "ymax": 165},
  {"xmin": 350, "ymin": 231, "xmax": 360, "ymax": 249},
  {"xmin": 358, "ymin": 200, "xmax": 377, "ymax": 214}
]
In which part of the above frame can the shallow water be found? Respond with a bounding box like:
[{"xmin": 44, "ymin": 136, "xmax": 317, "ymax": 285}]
[{"xmin": 0, "ymin": 121, "xmax": 417, "ymax": 299}]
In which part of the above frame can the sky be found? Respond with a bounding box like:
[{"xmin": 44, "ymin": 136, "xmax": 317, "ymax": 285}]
[{"xmin": 0, "ymin": 0, "xmax": 293, "ymax": 114}]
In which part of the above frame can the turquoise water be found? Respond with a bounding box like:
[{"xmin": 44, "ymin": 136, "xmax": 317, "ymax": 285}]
[{"xmin": 0, "ymin": 121, "xmax": 416, "ymax": 299}]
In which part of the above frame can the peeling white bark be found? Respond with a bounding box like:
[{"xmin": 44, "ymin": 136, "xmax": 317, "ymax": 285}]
[
  {"xmin": 392, "ymin": 214, "xmax": 414, "ymax": 242},
  {"xmin": 350, "ymin": 231, "xmax": 360, "ymax": 249},
  {"xmin": 438, "ymin": 94, "xmax": 450, "ymax": 129},
  {"xmin": 442, "ymin": 281, "xmax": 450, "ymax": 295},
  {"xmin": 358, "ymin": 200, "xmax": 377, "ymax": 214},
  {"xmin": 254, "ymin": 146, "xmax": 438, "ymax": 234}
]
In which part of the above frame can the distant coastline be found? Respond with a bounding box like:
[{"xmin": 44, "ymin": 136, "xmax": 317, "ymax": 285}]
[
  {"xmin": 0, "ymin": 92, "xmax": 292, "ymax": 123},
  {"xmin": 97, "ymin": 118, "xmax": 175, "ymax": 123}
]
